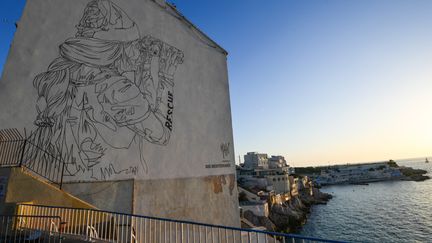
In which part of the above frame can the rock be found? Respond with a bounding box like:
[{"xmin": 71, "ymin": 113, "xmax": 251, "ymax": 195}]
[
  {"xmin": 399, "ymin": 166, "xmax": 430, "ymax": 181},
  {"xmin": 269, "ymin": 203, "xmax": 306, "ymax": 232},
  {"xmin": 267, "ymin": 186, "xmax": 333, "ymax": 233},
  {"xmin": 243, "ymin": 210, "xmax": 277, "ymax": 231}
]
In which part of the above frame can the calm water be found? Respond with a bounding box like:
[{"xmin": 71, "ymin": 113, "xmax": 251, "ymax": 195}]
[{"xmin": 300, "ymin": 158, "xmax": 432, "ymax": 243}]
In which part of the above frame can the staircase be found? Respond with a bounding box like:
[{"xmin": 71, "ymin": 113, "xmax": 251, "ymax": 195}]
[{"xmin": 0, "ymin": 129, "xmax": 345, "ymax": 243}]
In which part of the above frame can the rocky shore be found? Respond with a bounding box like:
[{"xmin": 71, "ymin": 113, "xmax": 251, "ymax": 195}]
[
  {"xmin": 242, "ymin": 177, "xmax": 332, "ymax": 233},
  {"xmin": 399, "ymin": 166, "xmax": 430, "ymax": 181},
  {"xmin": 239, "ymin": 159, "xmax": 430, "ymax": 233},
  {"xmin": 269, "ymin": 187, "xmax": 332, "ymax": 232}
]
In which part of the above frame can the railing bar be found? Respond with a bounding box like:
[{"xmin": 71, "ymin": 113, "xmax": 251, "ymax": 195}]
[
  {"xmin": 14, "ymin": 140, "xmax": 21, "ymax": 166},
  {"xmin": 187, "ymin": 223, "xmax": 190, "ymax": 243},
  {"xmin": 113, "ymin": 214, "xmax": 117, "ymax": 242},
  {"xmin": 35, "ymin": 148, "xmax": 41, "ymax": 178},
  {"xmin": 175, "ymin": 221, "xmax": 177, "ymax": 243},
  {"xmin": 122, "ymin": 213, "xmax": 125, "ymax": 243},
  {"xmin": 7, "ymin": 140, "xmax": 14, "ymax": 165},
  {"xmin": 45, "ymin": 151, "xmax": 50, "ymax": 182},
  {"xmin": 4, "ymin": 216, "xmax": 8, "ymax": 242},
  {"xmin": 224, "ymin": 228, "xmax": 227, "ymax": 243},
  {"xmin": 101, "ymin": 212, "xmax": 105, "ymax": 240},
  {"xmin": 72, "ymin": 208, "xmax": 76, "ymax": 236},
  {"xmin": 199, "ymin": 225, "xmax": 202, "ymax": 243},
  {"xmin": 109, "ymin": 213, "xmax": 113, "ymax": 241},
  {"xmin": 13, "ymin": 216, "xmax": 18, "ymax": 243},
  {"xmin": 164, "ymin": 219, "xmax": 167, "ymax": 243},
  {"xmin": 4, "ymin": 140, "xmax": 12, "ymax": 165},
  {"xmin": 119, "ymin": 215, "xmax": 125, "ymax": 242},
  {"xmin": 138, "ymin": 216, "xmax": 141, "ymax": 243},
  {"xmin": 130, "ymin": 215, "xmax": 133, "ymax": 243},
  {"xmin": 168, "ymin": 220, "xmax": 171, "ymax": 243},
  {"xmin": 82, "ymin": 209, "xmax": 85, "ymax": 237},
  {"xmin": 159, "ymin": 218, "xmax": 161, "ymax": 243},
  {"xmin": 98, "ymin": 211, "xmax": 102, "ymax": 240},
  {"xmin": 151, "ymin": 218, "xmax": 154, "ymax": 243},
  {"xmin": 181, "ymin": 223, "xmax": 183, "ymax": 243},
  {"xmin": 204, "ymin": 226, "xmax": 207, "ymax": 243},
  {"xmin": 104, "ymin": 212, "xmax": 108, "ymax": 240},
  {"xmin": 71, "ymin": 208, "xmax": 76, "ymax": 236}
]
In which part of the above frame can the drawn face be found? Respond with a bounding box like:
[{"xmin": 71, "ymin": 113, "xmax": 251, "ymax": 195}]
[{"xmin": 76, "ymin": 1, "xmax": 108, "ymax": 36}]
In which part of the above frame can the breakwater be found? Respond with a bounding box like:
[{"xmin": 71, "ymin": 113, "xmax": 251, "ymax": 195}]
[
  {"xmin": 300, "ymin": 159, "xmax": 432, "ymax": 243},
  {"xmin": 296, "ymin": 160, "xmax": 429, "ymax": 186}
]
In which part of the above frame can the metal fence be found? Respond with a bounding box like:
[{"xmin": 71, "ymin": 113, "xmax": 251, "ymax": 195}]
[
  {"xmin": 0, "ymin": 128, "xmax": 65, "ymax": 188},
  {"xmin": 18, "ymin": 204, "xmax": 347, "ymax": 243},
  {"xmin": 0, "ymin": 215, "xmax": 62, "ymax": 243}
]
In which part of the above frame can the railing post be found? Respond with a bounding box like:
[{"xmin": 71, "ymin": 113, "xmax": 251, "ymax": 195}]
[
  {"xmin": 86, "ymin": 210, "xmax": 90, "ymax": 241},
  {"xmin": 18, "ymin": 139, "xmax": 27, "ymax": 167},
  {"xmin": 59, "ymin": 158, "xmax": 65, "ymax": 189}
]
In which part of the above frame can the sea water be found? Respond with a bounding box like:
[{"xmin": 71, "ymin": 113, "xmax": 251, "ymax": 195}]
[{"xmin": 300, "ymin": 158, "xmax": 432, "ymax": 243}]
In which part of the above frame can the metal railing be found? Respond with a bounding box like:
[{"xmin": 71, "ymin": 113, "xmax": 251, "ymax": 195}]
[
  {"xmin": 18, "ymin": 204, "xmax": 347, "ymax": 243},
  {"xmin": 0, "ymin": 129, "xmax": 65, "ymax": 188},
  {"xmin": 0, "ymin": 215, "xmax": 62, "ymax": 243}
]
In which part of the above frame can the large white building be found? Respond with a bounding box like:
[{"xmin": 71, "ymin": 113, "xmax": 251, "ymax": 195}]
[
  {"xmin": 0, "ymin": 0, "xmax": 239, "ymax": 227},
  {"xmin": 244, "ymin": 152, "xmax": 269, "ymax": 169},
  {"xmin": 269, "ymin": 155, "xmax": 288, "ymax": 169},
  {"xmin": 239, "ymin": 153, "xmax": 293, "ymax": 194}
]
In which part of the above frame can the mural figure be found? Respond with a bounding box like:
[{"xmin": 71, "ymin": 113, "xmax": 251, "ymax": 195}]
[{"xmin": 27, "ymin": 0, "xmax": 184, "ymax": 180}]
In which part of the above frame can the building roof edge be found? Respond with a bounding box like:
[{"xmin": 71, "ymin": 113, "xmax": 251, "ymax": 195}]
[{"xmin": 166, "ymin": 2, "xmax": 228, "ymax": 56}]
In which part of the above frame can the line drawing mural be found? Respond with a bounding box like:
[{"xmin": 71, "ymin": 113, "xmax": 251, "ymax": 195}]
[{"xmin": 27, "ymin": 0, "xmax": 184, "ymax": 180}]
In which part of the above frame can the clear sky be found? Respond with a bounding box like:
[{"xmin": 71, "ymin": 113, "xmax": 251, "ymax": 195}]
[{"xmin": 1, "ymin": 0, "xmax": 431, "ymax": 166}]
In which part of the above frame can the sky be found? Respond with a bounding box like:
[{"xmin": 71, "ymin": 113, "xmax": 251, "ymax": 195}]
[{"xmin": 1, "ymin": 0, "xmax": 431, "ymax": 166}]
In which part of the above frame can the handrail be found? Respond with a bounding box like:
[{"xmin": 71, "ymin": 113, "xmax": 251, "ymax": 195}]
[
  {"xmin": 18, "ymin": 203, "xmax": 348, "ymax": 243},
  {"xmin": 0, "ymin": 128, "xmax": 66, "ymax": 188}
]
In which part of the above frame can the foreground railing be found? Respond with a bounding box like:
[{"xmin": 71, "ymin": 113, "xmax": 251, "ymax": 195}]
[
  {"xmin": 18, "ymin": 204, "xmax": 347, "ymax": 243},
  {"xmin": 0, "ymin": 129, "xmax": 65, "ymax": 188},
  {"xmin": 0, "ymin": 215, "xmax": 62, "ymax": 243}
]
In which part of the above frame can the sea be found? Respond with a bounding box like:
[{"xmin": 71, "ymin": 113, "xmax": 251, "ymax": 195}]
[{"xmin": 299, "ymin": 158, "xmax": 432, "ymax": 243}]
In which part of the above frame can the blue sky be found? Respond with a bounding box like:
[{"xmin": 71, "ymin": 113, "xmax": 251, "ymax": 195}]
[{"xmin": 1, "ymin": 0, "xmax": 432, "ymax": 166}]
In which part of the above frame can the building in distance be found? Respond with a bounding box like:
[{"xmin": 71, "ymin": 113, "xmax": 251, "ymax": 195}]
[{"xmin": 238, "ymin": 152, "xmax": 294, "ymax": 194}]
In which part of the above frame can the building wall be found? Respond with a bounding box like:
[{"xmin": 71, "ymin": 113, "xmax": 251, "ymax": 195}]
[
  {"xmin": 244, "ymin": 152, "xmax": 269, "ymax": 169},
  {"xmin": 266, "ymin": 174, "xmax": 290, "ymax": 194},
  {"xmin": 0, "ymin": 0, "xmax": 239, "ymax": 226},
  {"xmin": 62, "ymin": 180, "xmax": 134, "ymax": 214}
]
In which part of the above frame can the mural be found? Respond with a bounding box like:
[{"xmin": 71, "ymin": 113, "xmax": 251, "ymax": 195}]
[{"xmin": 27, "ymin": 0, "xmax": 184, "ymax": 180}]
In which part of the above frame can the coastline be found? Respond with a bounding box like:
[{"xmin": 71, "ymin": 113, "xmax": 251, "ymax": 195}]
[
  {"xmin": 299, "ymin": 160, "xmax": 432, "ymax": 243},
  {"xmin": 241, "ymin": 176, "xmax": 333, "ymax": 233},
  {"xmin": 238, "ymin": 160, "xmax": 430, "ymax": 234},
  {"xmin": 302, "ymin": 160, "xmax": 430, "ymax": 187}
]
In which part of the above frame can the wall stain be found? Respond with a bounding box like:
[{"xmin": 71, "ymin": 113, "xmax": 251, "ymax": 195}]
[
  {"xmin": 206, "ymin": 174, "xmax": 236, "ymax": 195},
  {"xmin": 228, "ymin": 174, "xmax": 235, "ymax": 196}
]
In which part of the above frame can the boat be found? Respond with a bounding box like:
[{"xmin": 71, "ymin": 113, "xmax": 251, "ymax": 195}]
[{"xmin": 426, "ymin": 158, "xmax": 429, "ymax": 163}]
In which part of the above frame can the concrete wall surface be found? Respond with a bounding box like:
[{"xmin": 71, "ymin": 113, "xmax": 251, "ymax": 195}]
[
  {"xmin": 3, "ymin": 167, "xmax": 95, "ymax": 211},
  {"xmin": 62, "ymin": 179, "xmax": 133, "ymax": 214},
  {"xmin": 63, "ymin": 174, "xmax": 240, "ymax": 226},
  {"xmin": 133, "ymin": 174, "xmax": 239, "ymax": 226}
]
